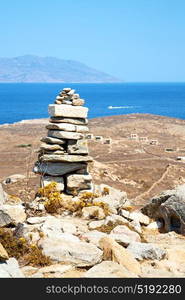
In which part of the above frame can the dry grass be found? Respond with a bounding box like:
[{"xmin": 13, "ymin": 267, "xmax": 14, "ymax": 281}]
[{"xmin": 0, "ymin": 228, "xmax": 51, "ymax": 267}]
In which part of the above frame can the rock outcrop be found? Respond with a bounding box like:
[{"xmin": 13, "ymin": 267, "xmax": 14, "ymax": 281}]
[{"xmin": 142, "ymin": 184, "xmax": 185, "ymax": 234}]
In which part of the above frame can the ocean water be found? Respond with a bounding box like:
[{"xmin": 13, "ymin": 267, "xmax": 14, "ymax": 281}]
[{"xmin": 0, "ymin": 83, "xmax": 185, "ymax": 124}]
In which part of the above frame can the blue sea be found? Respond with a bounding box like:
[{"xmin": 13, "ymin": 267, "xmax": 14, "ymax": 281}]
[{"xmin": 0, "ymin": 83, "xmax": 185, "ymax": 125}]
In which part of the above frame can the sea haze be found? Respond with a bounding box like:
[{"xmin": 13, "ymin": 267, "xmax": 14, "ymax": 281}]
[{"xmin": 0, "ymin": 83, "xmax": 185, "ymax": 124}]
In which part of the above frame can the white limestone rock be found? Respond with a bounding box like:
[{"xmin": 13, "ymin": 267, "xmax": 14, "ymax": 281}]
[
  {"xmin": 0, "ymin": 258, "xmax": 24, "ymax": 278},
  {"xmin": 127, "ymin": 242, "xmax": 167, "ymax": 261},
  {"xmin": 38, "ymin": 236, "xmax": 103, "ymax": 266},
  {"xmin": 40, "ymin": 154, "xmax": 93, "ymax": 163},
  {"xmin": 48, "ymin": 104, "xmax": 88, "ymax": 119}
]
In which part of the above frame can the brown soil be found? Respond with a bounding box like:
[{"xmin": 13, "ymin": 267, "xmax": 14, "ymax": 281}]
[{"xmin": 1, "ymin": 113, "xmax": 185, "ymax": 207}]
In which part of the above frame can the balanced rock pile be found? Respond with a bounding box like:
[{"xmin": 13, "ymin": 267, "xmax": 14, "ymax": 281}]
[{"xmin": 34, "ymin": 88, "xmax": 93, "ymax": 195}]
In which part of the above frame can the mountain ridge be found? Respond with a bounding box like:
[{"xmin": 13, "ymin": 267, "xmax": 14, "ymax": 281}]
[{"xmin": 0, "ymin": 55, "xmax": 122, "ymax": 83}]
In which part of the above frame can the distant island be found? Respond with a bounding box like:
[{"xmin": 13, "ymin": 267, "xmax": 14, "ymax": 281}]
[{"xmin": 0, "ymin": 55, "xmax": 122, "ymax": 83}]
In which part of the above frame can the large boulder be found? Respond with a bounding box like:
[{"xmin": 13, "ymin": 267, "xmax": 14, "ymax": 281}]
[
  {"xmin": 142, "ymin": 185, "xmax": 185, "ymax": 234},
  {"xmin": 33, "ymin": 161, "xmax": 87, "ymax": 176},
  {"xmin": 38, "ymin": 236, "xmax": 103, "ymax": 267}
]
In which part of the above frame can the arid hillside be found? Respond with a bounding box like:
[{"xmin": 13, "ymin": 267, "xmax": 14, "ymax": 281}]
[{"xmin": 1, "ymin": 113, "xmax": 185, "ymax": 206}]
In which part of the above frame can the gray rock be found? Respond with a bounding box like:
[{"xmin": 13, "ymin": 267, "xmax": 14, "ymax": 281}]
[
  {"xmin": 0, "ymin": 258, "xmax": 24, "ymax": 278},
  {"xmin": 47, "ymin": 123, "xmax": 89, "ymax": 133},
  {"xmin": 49, "ymin": 117, "xmax": 88, "ymax": 125},
  {"xmin": 40, "ymin": 154, "xmax": 93, "ymax": 163},
  {"xmin": 40, "ymin": 143, "xmax": 64, "ymax": 151},
  {"xmin": 46, "ymin": 123, "xmax": 76, "ymax": 131},
  {"xmin": 142, "ymin": 185, "xmax": 185, "ymax": 234},
  {"xmin": 48, "ymin": 129, "xmax": 83, "ymax": 140},
  {"xmin": 33, "ymin": 161, "xmax": 87, "ymax": 176},
  {"xmin": 127, "ymin": 242, "xmax": 167, "ymax": 261},
  {"xmin": 39, "ymin": 237, "xmax": 103, "ymax": 266},
  {"xmin": 67, "ymin": 139, "xmax": 88, "ymax": 155},
  {"xmin": 0, "ymin": 210, "xmax": 13, "ymax": 227},
  {"xmin": 48, "ymin": 104, "xmax": 88, "ymax": 119},
  {"xmin": 41, "ymin": 136, "xmax": 66, "ymax": 145}
]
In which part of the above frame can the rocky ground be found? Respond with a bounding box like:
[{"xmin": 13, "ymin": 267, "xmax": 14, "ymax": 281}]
[
  {"xmin": 1, "ymin": 113, "xmax": 185, "ymax": 278},
  {"xmin": 1, "ymin": 181, "xmax": 185, "ymax": 278}
]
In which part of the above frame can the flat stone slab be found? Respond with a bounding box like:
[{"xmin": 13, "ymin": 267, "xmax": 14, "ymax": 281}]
[
  {"xmin": 0, "ymin": 184, "xmax": 6, "ymax": 205},
  {"xmin": 49, "ymin": 117, "xmax": 88, "ymax": 125},
  {"xmin": 41, "ymin": 136, "xmax": 66, "ymax": 145},
  {"xmin": 40, "ymin": 143, "xmax": 64, "ymax": 151},
  {"xmin": 46, "ymin": 123, "xmax": 89, "ymax": 133},
  {"xmin": 48, "ymin": 129, "xmax": 83, "ymax": 140},
  {"xmin": 39, "ymin": 236, "xmax": 103, "ymax": 267},
  {"xmin": 33, "ymin": 161, "xmax": 87, "ymax": 176},
  {"xmin": 40, "ymin": 154, "xmax": 93, "ymax": 163},
  {"xmin": 48, "ymin": 104, "xmax": 88, "ymax": 119}
]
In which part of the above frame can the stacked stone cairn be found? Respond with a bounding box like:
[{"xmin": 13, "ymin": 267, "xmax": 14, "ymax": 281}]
[{"xmin": 34, "ymin": 88, "xmax": 93, "ymax": 195}]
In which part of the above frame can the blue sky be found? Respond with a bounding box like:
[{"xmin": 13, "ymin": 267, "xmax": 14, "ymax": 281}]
[{"xmin": 0, "ymin": 0, "xmax": 184, "ymax": 82}]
